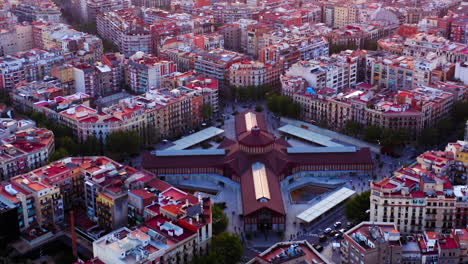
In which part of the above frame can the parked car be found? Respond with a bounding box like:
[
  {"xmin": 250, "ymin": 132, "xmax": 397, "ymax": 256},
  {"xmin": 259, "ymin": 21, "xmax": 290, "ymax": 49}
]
[
  {"xmin": 334, "ymin": 221, "xmax": 342, "ymax": 228},
  {"xmin": 334, "ymin": 233, "xmax": 343, "ymax": 239},
  {"xmin": 339, "ymin": 228, "xmax": 346, "ymax": 234},
  {"xmin": 324, "ymin": 228, "xmax": 332, "ymax": 234},
  {"xmin": 313, "ymin": 244, "xmax": 324, "ymax": 252},
  {"xmin": 319, "ymin": 235, "xmax": 327, "ymax": 242},
  {"xmin": 330, "ymin": 230, "xmax": 338, "ymax": 237}
]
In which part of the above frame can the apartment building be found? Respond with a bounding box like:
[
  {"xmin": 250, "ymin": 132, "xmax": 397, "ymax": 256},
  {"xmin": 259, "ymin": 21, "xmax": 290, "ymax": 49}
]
[
  {"xmin": 341, "ymin": 220, "xmax": 468, "ymax": 264},
  {"xmin": 73, "ymin": 64, "xmax": 97, "ymax": 97},
  {"xmin": 9, "ymin": 173, "xmax": 64, "ymax": 228},
  {"xmin": 84, "ymin": 159, "xmax": 141, "ymax": 230},
  {"xmin": 451, "ymin": 17, "xmax": 468, "ymax": 44},
  {"xmin": 369, "ymin": 54, "xmax": 413, "ymax": 90},
  {"xmin": 228, "ymin": 60, "xmax": 282, "ymax": 88},
  {"xmin": 221, "ymin": 19, "xmax": 258, "ymax": 53},
  {"xmin": 73, "ymin": 62, "xmax": 117, "ymax": 97},
  {"xmin": 12, "ymin": 0, "xmax": 61, "ymax": 23},
  {"xmin": 247, "ymin": 240, "xmax": 330, "ymax": 264},
  {"xmin": 0, "ymin": 23, "xmax": 33, "ymax": 57},
  {"xmin": 97, "ymin": 9, "xmax": 152, "ymax": 56},
  {"xmin": 446, "ymin": 140, "xmax": 468, "ymax": 167},
  {"xmin": 194, "ymin": 48, "xmax": 246, "ymax": 87},
  {"xmin": 211, "ymin": 2, "xmax": 260, "ymax": 24},
  {"xmin": 286, "ymin": 53, "xmax": 357, "ymax": 92},
  {"xmin": 176, "ymin": 33, "xmax": 224, "ymax": 51},
  {"xmin": 81, "ymin": 0, "xmax": 130, "ymax": 23},
  {"xmin": 183, "ymin": 76, "xmax": 219, "ymax": 113},
  {"xmin": 12, "ymin": 79, "xmax": 212, "ymax": 141},
  {"xmin": 455, "ymin": 61, "xmax": 468, "ymax": 85},
  {"xmin": 0, "ymin": 126, "xmax": 54, "ymax": 181},
  {"xmin": 11, "ymin": 81, "xmax": 83, "ymax": 114},
  {"xmin": 282, "ymin": 77, "xmax": 456, "ymax": 135},
  {"xmin": 101, "ymin": 53, "xmax": 125, "ymax": 93},
  {"xmin": 0, "ymin": 154, "xmax": 212, "ymax": 249},
  {"xmin": 325, "ymin": 22, "xmax": 397, "ymax": 49},
  {"xmin": 94, "ymin": 188, "xmax": 212, "ymax": 263},
  {"xmin": 341, "ymin": 222, "xmax": 402, "ymax": 264},
  {"xmin": 133, "ymin": 0, "xmax": 171, "ymax": 8},
  {"xmin": 125, "ymin": 52, "xmax": 177, "ymax": 93},
  {"xmin": 378, "ymin": 33, "xmax": 468, "ymax": 63},
  {"xmin": 51, "ymin": 64, "xmax": 76, "ymax": 95},
  {"xmin": 32, "ymin": 21, "xmax": 103, "ymax": 63},
  {"xmin": 333, "ymin": 5, "xmax": 360, "ymax": 27},
  {"xmin": 0, "ymin": 49, "xmax": 68, "ymax": 90},
  {"xmin": 369, "ymin": 164, "xmax": 468, "ymax": 234},
  {"xmin": 259, "ymin": 28, "xmax": 329, "ymax": 69},
  {"xmin": 0, "ymin": 182, "xmax": 36, "ymax": 231}
]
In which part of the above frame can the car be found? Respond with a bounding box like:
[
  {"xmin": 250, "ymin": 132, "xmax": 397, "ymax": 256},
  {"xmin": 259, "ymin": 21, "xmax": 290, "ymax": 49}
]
[
  {"xmin": 334, "ymin": 221, "xmax": 342, "ymax": 228},
  {"xmin": 324, "ymin": 228, "xmax": 332, "ymax": 234},
  {"xmin": 330, "ymin": 230, "xmax": 338, "ymax": 237},
  {"xmin": 312, "ymin": 244, "xmax": 324, "ymax": 252},
  {"xmin": 339, "ymin": 228, "xmax": 346, "ymax": 234},
  {"xmin": 334, "ymin": 233, "xmax": 343, "ymax": 239},
  {"xmin": 346, "ymin": 222, "xmax": 353, "ymax": 229},
  {"xmin": 319, "ymin": 235, "xmax": 327, "ymax": 242}
]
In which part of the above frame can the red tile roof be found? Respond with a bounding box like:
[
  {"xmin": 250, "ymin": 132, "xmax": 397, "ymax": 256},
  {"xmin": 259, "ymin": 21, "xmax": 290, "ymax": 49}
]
[
  {"xmin": 439, "ymin": 238, "xmax": 459, "ymax": 250},
  {"xmin": 241, "ymin": 166, "xmax": 285, "ymax": 216}
]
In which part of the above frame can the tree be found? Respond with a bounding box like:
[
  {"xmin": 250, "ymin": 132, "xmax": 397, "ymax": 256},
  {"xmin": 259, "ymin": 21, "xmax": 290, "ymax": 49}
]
[
  {"xmin": 201, "ymin": 104, "xmax": 213, "ymax": 121},
  {"xmin": 345, "ymin": 191, "xmax": 370, "ymax": 223},
  {"xmin": 436, "ymin": 118, "xmax": 454, "ymax": 140},
  {"xmin": 345, "ymin": 120, "xmax": 363, "ymax": 137},
  {"xmin": 50, "ymin": 147, "xmax": 69, "ymax": 162},
  {"xmin": 57, "ymin": 136, "xmax": 80, "ymax": 155},
  {"xmin": 266, "ymin": 94, "xmax": 280, "ymax": 113},
  {"xmin": 81, "ymin": 135, "xmax": 101, "ymax": 155},
  {"xmin": 0, "ymin": 89, "xmax": 11, "ymax": 106},
  {"xmin": 212, "ymin": 204, "xmax": 228, "ymax": 235},
  {"xmin": 266, "ymin": 94, "xmax": 301, "ymax": 118},
  {"xmin": 329, "ymin": 41, "xmax": 358, "ymax": 55},
  {"xmin": 210, "ymin": 232, "xmax": 243, "ymax": 264},
  {"xmin": 380, "ymin": 129, "xmax": 408, "ymax": 148},
  {"xmin": 73, "ymin": 22, "xmax": 97, "ymax": 34},
  {"xmin": 453, "ymin": 101, "xmax": 468, "ymax": 123},
  {"xmin": 418, "ymin": 127, "xmax": 439, "ymax": 146},
  {"xmin": 106, "ymin": 131, "xmax": 142, "ymax": 159},
  {"xmin": 285, "ymin": 102, "xmax": 301, "ymax": 119},
  {"xmin": 102, "ymin": 38, "xmax": 118, "ymax": 53},
  {"xmin": 364, "ymin": 126, "xmax": 382, "ymax": 143}
]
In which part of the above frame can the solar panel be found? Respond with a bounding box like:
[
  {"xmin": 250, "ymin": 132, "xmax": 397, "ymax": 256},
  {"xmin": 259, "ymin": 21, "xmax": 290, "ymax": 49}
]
[
  {"xmin": 245, "ymin": 112, "xmax": 258, "ymax": 131},
  {"xmin": 187, "ymin": 205, "xmax": 202, "ymax": 217},
  {"xmin": 252, "ymin": 162, "xmax": 270, "ymax": 201}
]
